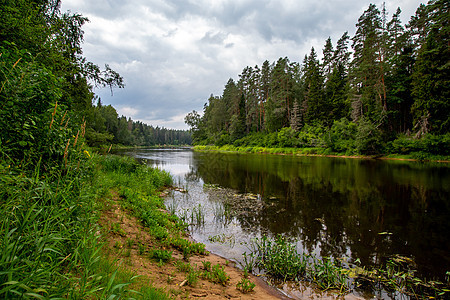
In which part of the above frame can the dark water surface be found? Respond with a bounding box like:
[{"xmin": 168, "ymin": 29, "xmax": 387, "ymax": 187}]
[{"xmin": 119, "ymin": 148, "xmax": 450, "ymax": 298}]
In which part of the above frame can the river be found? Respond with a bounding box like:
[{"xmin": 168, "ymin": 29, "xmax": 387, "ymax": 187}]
[{"xmin": 118, "ymin": 148, "xmax": 450, "ymax": 299}]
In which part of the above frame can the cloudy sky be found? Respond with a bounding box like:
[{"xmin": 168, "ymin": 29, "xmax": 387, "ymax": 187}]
[{"xmin": 61, "ymin": 0, "xmax": 424, "ymax": 130}]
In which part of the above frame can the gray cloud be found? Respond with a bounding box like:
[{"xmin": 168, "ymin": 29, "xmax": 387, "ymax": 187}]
[{"xmin": 62, "ymin": 0, "xmax": 423, "ymax": 129}]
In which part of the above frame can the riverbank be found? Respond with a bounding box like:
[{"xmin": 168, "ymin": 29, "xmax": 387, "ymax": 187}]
[
  {"xmin": 94, "ymin": 154, "xmax": 287, "ymax": 299},
  {"xmin": 98, "ymin": 152, "xmax": 450, "ymax": 299},
  {"xmin": 0, "ymin": 152, "xmax": 283, "ymax": 299},
  {"xmin": 193, "ymin": 145, "xmax": 450, "ymax": 163}
]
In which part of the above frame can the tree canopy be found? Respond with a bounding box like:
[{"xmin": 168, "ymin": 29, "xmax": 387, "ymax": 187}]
[
  {"xmin": 1, "ymin": 0, "xmax": 190, "ymax": 166},
  {"xmin": 185, "ymin": 0, "xmax": 449, "ymax": 156}
]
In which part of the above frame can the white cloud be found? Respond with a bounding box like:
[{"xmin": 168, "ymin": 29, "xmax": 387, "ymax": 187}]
[{"xmin": 61, "ymin": 0, "xmax": 424, "ymax": 130}]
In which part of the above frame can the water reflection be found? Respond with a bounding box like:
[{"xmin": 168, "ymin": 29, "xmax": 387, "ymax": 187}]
[
  {"xmin": 119, "ymin": 148, "xmax": 450, "ymax": 283},
  {"xmin": 189, "ymin": 151, "xmax": 450, "ymax": 279}
]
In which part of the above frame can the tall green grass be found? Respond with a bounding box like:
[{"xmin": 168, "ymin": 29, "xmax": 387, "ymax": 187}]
[
  {"xmin": 94, "ymin": 154, "xmax": 207, "ymax": 259},
  {"xmin": 0, "ymin": 149, "xmax": 178, "ymax": 299},
  {"xmin": 0, "ymin": 155, "xmax": 129, "ymax": 298}
]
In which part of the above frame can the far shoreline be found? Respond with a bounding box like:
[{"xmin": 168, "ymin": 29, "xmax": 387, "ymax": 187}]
[{"xmin": 192, "ymin": 145, "xmax": 450, "ymax": 164}]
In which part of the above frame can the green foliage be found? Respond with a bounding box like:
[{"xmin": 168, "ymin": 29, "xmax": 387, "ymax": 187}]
[
  {"xmin": 277, "ymin": 127, "xmax": 299, "ymax": 148},
  {"xmin": 236, "ymin": 277, "xmax": 256, "ymax": 293},
  {"xmin": 200, "ymin": 264, "xmax": 230, "ymax": 286},
  {"xmin": 187, "ymin": 1, "xmax": 448, "ymax": 158},
  {"xmin": 311, "ymin": 257, "xmax": 348, "ymax": 291},
  {"xmin": 324, "ymin": 118, "xmax": 357, "ymax": 153},
  {"xmin": 149, "ymin": 249, "xmax": 173, "ymax": 263},
  {"xmin": 255, "ymin": 236, "xmax": 308, "ymax": 281},
  {"xmin": 136, "ymin": 286, "xmax": 170, "ymax": 300},
  {"xmin": 354, "ymin": 118, "xmax": 384, "ymax": 154},
  {"xmin": 0, "ymin": 142, "xmax": 140, "ymax": 299},
  {"xmin": 175, "ymin": 261, "xmax": 193, "ymax": 273},
  {"xmin": 387, "ymin": 133, "xmax": 450, "ymax": 156},
  {"xmin": 186, "ymin": 269, "xmax": 199, "ymax": 287}
]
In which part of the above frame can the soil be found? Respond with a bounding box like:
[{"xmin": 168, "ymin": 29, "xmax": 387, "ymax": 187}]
[{"xmin": 99, "ymin": 192, "xmax": 288, "ymax": 299}]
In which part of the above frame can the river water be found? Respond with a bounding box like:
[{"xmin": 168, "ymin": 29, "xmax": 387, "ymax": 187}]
[{"xmin": 119, "ymin": 148, "xmax": 450, "ymax": 298}]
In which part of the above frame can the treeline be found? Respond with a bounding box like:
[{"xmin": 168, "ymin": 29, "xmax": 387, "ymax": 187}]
[
  {"xmin": 1, "ymin": 1, "xmax": 190, "ymax": 160},
  {"xmin": 186, "ymin": 1, "xmax": 449, "ymax": 156},
  {"xmin": 87, "ymin": 101, "xmax": 192, "ymax": 147}
]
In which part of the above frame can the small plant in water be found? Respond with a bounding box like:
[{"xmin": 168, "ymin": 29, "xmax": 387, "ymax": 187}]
[
  {"xmin": 166, "ymin": 200, "xmax": 178, "ymax": 215},
  {"xmin": 255, "ymin": 235, "xmax": 308, "ymax": 281},
  {"xmin": 190, "ymin": 204, "xmax": 205, "ymax": 226},
  {"xmin": 212, "ymin": 202, "xmax": 232, "ymax": 224},
  {"xmin": 241, "ymin": 252, "xmax": 257, "ymax": 273},
  {"xmin": 310, "ymin": 256, "xmax": 348, "ymax": 291}
]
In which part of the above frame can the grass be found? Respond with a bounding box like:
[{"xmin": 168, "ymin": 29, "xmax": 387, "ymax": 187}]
[
  {"xmin": 0, "ymin": 142, "xmax": 207, "ymax": 299},
  {"xmin": 245, "ymin": 235, "xmax": 450, "ymax": 297},
  {"xmin": 0, "ymin": 153, "xmax": 140, "ymax": 298},
  {"xmin": 236, "ymin": 277, "xmax": 256, "ymax": 293}
]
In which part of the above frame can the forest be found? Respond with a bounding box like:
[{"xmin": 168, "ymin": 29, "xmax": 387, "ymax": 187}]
[
  {"xmin": 1, "ymin": 0, "xmax": 190, "ymax": 154},
  {"xmin": 186, "ymin": 0, "xmax": 449, "ymax": 158},
  {"xmin": 86, "ymin": 101, "xmax": 191, "ymax": 147}
]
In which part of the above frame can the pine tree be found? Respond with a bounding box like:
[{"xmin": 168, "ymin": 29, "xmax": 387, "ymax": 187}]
[
  {"xmin": 259, "ymin": 60, "xmax": 272, "ymax": 131},
  {"xmin": 411, "ymin": 0, "xmax": 450, "ymax": 135},
  {"xmin": 302, "ymin": 48, "xmax": 326, "ymax": 125},
  {"xmin": 333, "ymin": 31, "xmax": 351, "ymax": 72},
  {"xmin": 350, "ymin": 4, "xmax": 386, "ymax": 123},
  {"xmin": 322, "ymin": 37, "xmax": 334, "ymax": 81},
  {"xmin": 266, "ymin": 57, "xmax": 291, "ymax": 131}
]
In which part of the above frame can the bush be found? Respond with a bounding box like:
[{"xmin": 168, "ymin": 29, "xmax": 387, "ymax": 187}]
[
  {"xmin": 277, "ymin": 127, "xmax": 299, "ymax": 148},
  {"xmin": 324, "ymin": 118, "xmax": 357, "ymax": 153},
  {"xmin": 354, "ymin": 118, "xmax": 384, "ymax": 154},
  {"xmin": 388, "ymin": 133, "xmax": 450, "ymax": 157},
  {"xmin": 297, "ymin": 124, "xmax": 326, "ymax": 148}
]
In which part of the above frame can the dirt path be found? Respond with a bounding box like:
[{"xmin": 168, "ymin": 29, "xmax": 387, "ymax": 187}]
[{"xmin": 99, "ymin": 196, "xmax": 288, "ymax": 299}]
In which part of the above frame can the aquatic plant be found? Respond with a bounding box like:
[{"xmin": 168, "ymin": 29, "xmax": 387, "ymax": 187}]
[
  {"xmin": 212, "ymin": 202, "xmax": 232, "ymax": 224},
  {"xmin": 245, "ymin": 235, "xmax": 450, "ymax": 297},
  {"xmin": 310, "ymin": 256, "xmax": 348, "ymax": 291},
  {"xmin": 190, "ymin": 204, "xmax": 205, "ymax": 226},
  {"xmin": 254, "ymin": 235, "xmax": 309, "ymax": 281}
]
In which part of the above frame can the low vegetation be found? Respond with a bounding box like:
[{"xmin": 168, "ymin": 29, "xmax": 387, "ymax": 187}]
[
  {"xmin": 194, "ymin": 128, "xmax": 450, "ymax": 161},
  {"xmin": 243, "ymin": 235, "xmax": 450, "ymax": 297},
  {"xmin": 0, "ymin": 137, "xmax": 172, "ymax": 298}
]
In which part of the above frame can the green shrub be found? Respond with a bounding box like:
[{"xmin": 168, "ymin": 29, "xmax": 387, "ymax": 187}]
[
  {"xmin": 324, "ymin": 118, "xmax": 357, "ymax": 153},
  {"xmin": 354, "ymin": 118, "xmax": 383, "ymax": 154},
  {"xmin": 277, "ymin": 127, "xmax": 299, "ymax": 148},
  {"xmin": 389, "ymin": 133, "xmax": 450, "ymax": 156},
  {"xmin": 236, "ymin": 277, "xmax": 256, "ymax": 293},
  {"xmin": 149, "ymin": 249, "xmax": 172, "ymax": 262}
]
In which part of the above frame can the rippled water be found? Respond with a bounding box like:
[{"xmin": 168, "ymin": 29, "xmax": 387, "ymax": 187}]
[{"xmin": 118, "ymin": 148, "xmax": 450, "ymax": 298}]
